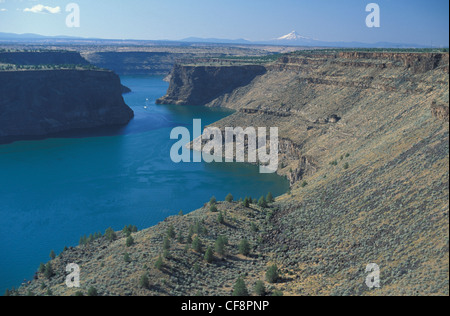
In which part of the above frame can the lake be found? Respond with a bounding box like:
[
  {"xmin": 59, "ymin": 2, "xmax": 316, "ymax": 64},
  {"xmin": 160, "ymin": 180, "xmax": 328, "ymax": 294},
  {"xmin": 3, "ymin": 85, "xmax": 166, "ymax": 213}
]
[{"xmin": 0, "ymin": 75, "xmax": 289, "ymax": 292}]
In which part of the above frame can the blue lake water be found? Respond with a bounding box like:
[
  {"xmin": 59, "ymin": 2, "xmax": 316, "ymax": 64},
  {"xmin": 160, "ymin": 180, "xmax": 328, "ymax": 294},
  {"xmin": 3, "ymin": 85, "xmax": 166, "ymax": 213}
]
[{"xmin": 0, "ymin": 75, "xmax": 289, "ymax": 292}]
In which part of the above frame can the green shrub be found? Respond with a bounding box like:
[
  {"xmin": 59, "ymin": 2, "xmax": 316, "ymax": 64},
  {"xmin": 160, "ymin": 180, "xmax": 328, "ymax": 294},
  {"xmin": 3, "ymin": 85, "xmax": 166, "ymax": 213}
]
[
  {"xmin": 254, "ymin": 281, "xmax": 266, "ymax": 296},
  {"xmin": 204, "ymin": 246, "xmax": 214, "ymax": 263},
  {"xmin": 266, "ymin": 265, "xmax": 279, "ymax": 284},
  {"xmin": 225, "ymin": 193, "xmax": 234, "ymax": 202},
  {"xmin": 163, "ymin": 236, "xmax": 171, "ymax": 250},
  {"xmin": 258, "ymin": 196, "xmax": 268, "ymax": 208},
  {"xmin": 217, "ymin": 212, "xmax": 225, "ymax": 224},
  {"xmin": 105, "ymin": 227, "xmax": 117, "ymax": 242},
  {"xmin": 266, "ymin": 192, "xmax": 274, "ymax": 203},
  {"xmin": 44, "ymin": 263, "xmax": 54, "ymax": 279},
  {"xmin": 167, "ymin": 225, "xmax": 176, "ymax": 239},
  {"xmin": 238, "ymin": 239, "xmax": 251, "ymax": 257},
  {"xmin": 233, "ymin": 277, "xmax": 249, "ymax": 296},
  {"xmin": 243, "ymin": 197, "xmax": 250, "ymax": 208},
  {"xmin": 192, "ymin": 236, "xmax": 203, "ymax": 253},
  {"xmin": 215, "ymin": 236, "xmax": 228, "ymax": 256},
  {"xmin": 139, "ymin": 273, "xmax": 150, "ymax": 289},
  {"xmin": 87, "ymin": 287, "xmax": 98, "ymax": 297},
  {"xmin": 155, "ymin": 255, "xmax": 164, "ymax": 270},
  {"xmin": 126, "ymin": 236, "xmax": 135, "ymax": 247}
]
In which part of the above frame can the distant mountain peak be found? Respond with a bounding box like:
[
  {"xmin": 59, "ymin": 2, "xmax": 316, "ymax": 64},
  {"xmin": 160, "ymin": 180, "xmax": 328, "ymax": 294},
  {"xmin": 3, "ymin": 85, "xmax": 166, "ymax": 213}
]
[{"xmin": 277, "ymin": 31, "xmax": 311, "ymax": 41}]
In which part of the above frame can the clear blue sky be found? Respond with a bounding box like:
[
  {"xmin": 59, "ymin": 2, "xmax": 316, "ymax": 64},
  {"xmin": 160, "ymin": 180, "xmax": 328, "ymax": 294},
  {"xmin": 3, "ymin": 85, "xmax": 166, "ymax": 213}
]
[{"xmin": 0, "ymin": 0, "xmax": 448, "ymax": 46}]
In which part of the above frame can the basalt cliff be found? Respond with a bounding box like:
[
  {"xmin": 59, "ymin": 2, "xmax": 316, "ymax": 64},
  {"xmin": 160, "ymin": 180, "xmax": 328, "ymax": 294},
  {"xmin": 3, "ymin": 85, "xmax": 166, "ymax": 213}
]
[
  {"xmin": 15, "ymin": 51, "xmax": 449, "ymax": 297},
  {"xmin": 0, "ymin": 51, "xmax": 134, "ymax": 143}
]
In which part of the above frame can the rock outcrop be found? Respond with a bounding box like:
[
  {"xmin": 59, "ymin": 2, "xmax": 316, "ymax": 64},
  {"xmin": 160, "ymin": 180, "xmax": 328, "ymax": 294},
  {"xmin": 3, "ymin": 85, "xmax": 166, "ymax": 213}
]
[
  {"xmin": 156, "ymin": 64, "xmax": 267, "ymax": 105},
  {"xmin": 0, "ymin": 69, "xmax": 134, "ymax": 143}
]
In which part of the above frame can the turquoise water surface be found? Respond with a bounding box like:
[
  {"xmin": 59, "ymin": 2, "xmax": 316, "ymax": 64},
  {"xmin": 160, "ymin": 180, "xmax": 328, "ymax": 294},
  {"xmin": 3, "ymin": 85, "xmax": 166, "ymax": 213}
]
[{"xmin": 0, "ymin": 76, "xmax": 289, "ymax": 292}]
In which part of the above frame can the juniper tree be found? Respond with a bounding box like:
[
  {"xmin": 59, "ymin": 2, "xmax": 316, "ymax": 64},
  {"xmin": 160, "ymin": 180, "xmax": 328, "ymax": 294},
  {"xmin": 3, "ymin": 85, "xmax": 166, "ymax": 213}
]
[
  {"xmin": 126, "ymin": 236, "xmax": 134, "ymax": 247},
  {"xmin": 192, "ymin": 236, "xmax": 203, "ymax": 253},
  {"xmin": 215, "ymin": 236, "xmax": 228, "ymax": 256},
  {"xmin": 167, "ymin": 225, "xmax": 176, "ymax": 239},
  {"xmin": 254, "ymin": 281, "xmax": 266, "ymax": 296},
  {"xmin": 238, "ymin": 239, "xmax": 251, "ymax": 257},
  {"xmin": 258, "ymin": 196, "xmax": 268, "ymax": 208},
  {"xmin": 204, "ymin": 246, "xmax": 214, "ymax": 263},
  {"xmin": 217, "ymin": 212, "xmax": 225, "ymax": 224},
  {"xmin": 266, "ymin": 264, "xmax": 279, "ymax": 284},
  {"xmin": 233, "ymin": 277, "xmax": 249, "ymax": 297},
  {"xmin": 139, "ymin": 273, "xmax": 150, "ymax": 290},
  {"xmin": 266, "ymin": 192, "xmax": 274, "ymax": 203},
  {"xmin": 155, "ymin": 255, "xmax": 164, "ymax": 270}
]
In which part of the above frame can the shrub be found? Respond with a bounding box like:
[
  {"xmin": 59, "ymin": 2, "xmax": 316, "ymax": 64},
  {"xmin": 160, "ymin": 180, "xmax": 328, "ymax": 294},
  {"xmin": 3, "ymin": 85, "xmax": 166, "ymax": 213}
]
[
  {"xmin": 343, "ymin": 162, "xmax": 350, "ymax": 170},
  {"xmin": 204, "ymin": 246, "xmax": 214, "ymax": 263},
  {"xmin": 210, "ymin": 196, "xmax": 217, "ymax": 205},
  {"xmin": 215, "ymin": 236, "xmax": 228, "ymax": 256},
  {"xmin": 139, "ymin": 273, "xmax": 150, "ymax": 289},
  {"xmin": 105, "ymin": 227, "xmax": 117, "ymax": 242},
  {"xmin": 124, "ymin": 253, "xmax": 131, "ymax": 263},
  {"xmin": 238, "ymin": 239, "xmax": 251, "ymax": 257},
  {"xmin": 243, "ymin": 197, "xmax": 250, "ymax": 208},
  {"xmin": 258, "ymin": 196, "xmax": 268, "ymax": 208},
  {"xmin": 254, "ymin": 281, "xmax": 266, "ymax": 296},
  {"xmin": 87, "ymin": 287, "xmax": 98, "ymax": 297},
  {"xmin": 266, "ymin": 265, "xmax": 279, "ymax": 284},
  {"xmin": 233, "ymin": 277, "xmax": 249, "ymax": 296},
  {"xmin": 301, "ymin": 181, "xmax": 308, "ymax": 188},
  {"xmin": 167, "ymin": 225, "xmax": 176, "ymax": 239},
  {"xmin": 155, "ymin": 255, "xmax": 164, "ymax": 270},
  {"xmin": 49, "ymin": 250, "xmax": 56, "ymax": 260},
  {"xmin": 44, "ymin": 263, "xmax": 54, "ymax": 279},
  {"xmin": 163, "ymin": 236, "xmax": 171, "ymax": 250},
  {"xmin": 126, "ymin": 236, "xmax": 134, "ymax": 247},
  {"xmin": 217, "ymin": 212, "xmax": 225, "ymax": 224},
  {"xmin": 225, "ymin": 193, "xmax": 234, "ymax": 202},
  {"xmin": 210, "ymin": 204, "xmax": 218, "ymax": 213},
  {"xmin": 250, "ymin": 222, "xmax": 259, "ymax": 233},
  {"xmin": 192, "ymin": 236, "xmax": 203, "ymax": 253},
  {"xmin": 266, "ymin": 192, "xmax": 274, "ymax": 203}
]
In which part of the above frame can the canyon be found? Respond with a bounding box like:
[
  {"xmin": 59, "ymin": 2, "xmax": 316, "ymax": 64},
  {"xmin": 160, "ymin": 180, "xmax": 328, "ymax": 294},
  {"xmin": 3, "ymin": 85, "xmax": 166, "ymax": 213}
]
[
  {"xmin": 13, "ymin": 50, "xmax": 450, "ymax": 296},
  {"xmin": 0, "ymin": 51, "xmax": 134, "ymax": 144}
]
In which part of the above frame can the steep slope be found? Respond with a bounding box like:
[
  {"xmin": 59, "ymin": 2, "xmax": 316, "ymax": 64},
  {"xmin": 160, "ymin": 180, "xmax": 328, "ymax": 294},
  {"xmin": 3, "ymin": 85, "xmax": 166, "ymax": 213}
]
[
  {"xmin": 0, "ymin": 69, "xmax": 134, "ymax": 143},
  {"xmin": 158, "ymin": 52, "xmax": 449, "ymax": 295},
  {"xmin": 13, "ymin": 51, "xmax": 449, "ymax": 296}
]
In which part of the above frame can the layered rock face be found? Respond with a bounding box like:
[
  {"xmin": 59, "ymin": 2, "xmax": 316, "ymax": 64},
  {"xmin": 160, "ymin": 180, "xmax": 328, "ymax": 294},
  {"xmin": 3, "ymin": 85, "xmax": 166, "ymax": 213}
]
[
  {"xmin": 0, "ymin": 69, "xmax": 134, "ymax": 142},
  {"xmin": 150, "ymin": 52, "xmax": 449, "ymax": 295},
  {"xmin": 156, "ymin": 64, "xmax": 267, "ymax": 105}
]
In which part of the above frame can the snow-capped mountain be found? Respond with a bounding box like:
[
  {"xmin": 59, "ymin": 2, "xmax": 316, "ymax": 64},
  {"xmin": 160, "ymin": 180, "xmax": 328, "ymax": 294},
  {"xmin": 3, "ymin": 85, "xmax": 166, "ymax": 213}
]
[{"xmin": 277, "ymin": 31, "xmax": 312, "ymax": 41}]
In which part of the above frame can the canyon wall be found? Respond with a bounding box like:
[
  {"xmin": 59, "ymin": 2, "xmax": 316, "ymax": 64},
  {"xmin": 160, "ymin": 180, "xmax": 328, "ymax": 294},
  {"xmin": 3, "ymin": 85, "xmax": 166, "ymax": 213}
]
[
  {"xmin": 156, "ymin": 64, "xmax": 267, "ymax": 105},
  {"xmin": 0, "ymin": 69, "xmax": 134, "ymax": 143}
]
